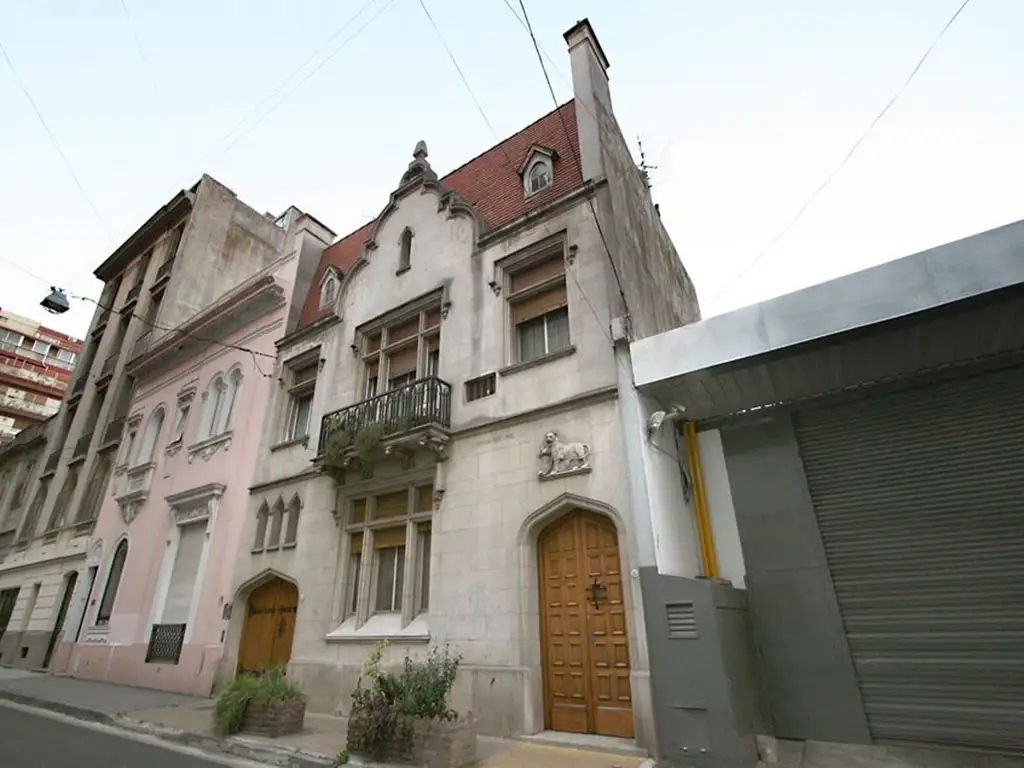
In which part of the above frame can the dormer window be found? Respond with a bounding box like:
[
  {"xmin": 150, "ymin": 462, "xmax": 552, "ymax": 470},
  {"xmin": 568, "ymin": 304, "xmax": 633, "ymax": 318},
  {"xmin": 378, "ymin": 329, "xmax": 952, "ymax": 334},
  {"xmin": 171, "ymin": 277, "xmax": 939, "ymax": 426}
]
[
  {"xmin": 527, "ymin": 161, "xmax": 551, "ymax": 194},
  {"xmin": 519, "ymin": 145, "xmax": 556, "ymax": 198},
  {"xmin": 319, "ymin": 269, "xmax": 339, "ymax": 310}
]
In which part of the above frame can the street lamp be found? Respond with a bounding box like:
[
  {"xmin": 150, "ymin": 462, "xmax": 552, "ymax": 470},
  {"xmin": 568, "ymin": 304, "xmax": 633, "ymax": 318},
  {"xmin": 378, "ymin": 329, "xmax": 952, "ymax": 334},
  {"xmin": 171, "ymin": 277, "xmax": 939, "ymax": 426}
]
[{"xmin": 40, "ymin": 287, "xmax": 71, "ymax": 315}]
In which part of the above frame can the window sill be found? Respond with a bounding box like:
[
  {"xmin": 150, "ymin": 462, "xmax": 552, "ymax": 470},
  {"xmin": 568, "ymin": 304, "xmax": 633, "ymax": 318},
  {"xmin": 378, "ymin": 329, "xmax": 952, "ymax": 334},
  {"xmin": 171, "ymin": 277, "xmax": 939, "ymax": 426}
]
[
  {"xmin": 187, "ymin": 432, "xmax": 233, "ymax": 463},
  {"xmin": 88, "ymin": 624, "xmax": 110, "ymax": 634},
  {"xmin": 499, "ymin": 345, "xmax": 576, "ymax": 377},
  {"xmin": 270, "ymin": 436, "xmax": 309, "ymax": 453},
  {"xmin": 325, "ymin": 613, "xmax": 430, "ymax": 644},
  {"xmin": 281, "ymin": 541, "xmax": 297, "ymax": 550}
]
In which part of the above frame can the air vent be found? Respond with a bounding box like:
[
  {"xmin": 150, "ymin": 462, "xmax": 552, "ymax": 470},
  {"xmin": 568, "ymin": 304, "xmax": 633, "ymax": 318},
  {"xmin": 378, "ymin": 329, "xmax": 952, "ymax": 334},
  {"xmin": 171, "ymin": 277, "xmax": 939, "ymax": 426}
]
[
  {"xmin": 666, "ymin": 601, "xmax": 697, "ymax": 639},
  {"xmin": 465, "ymin": 373, "xmax": 497, "ymax": 402}
]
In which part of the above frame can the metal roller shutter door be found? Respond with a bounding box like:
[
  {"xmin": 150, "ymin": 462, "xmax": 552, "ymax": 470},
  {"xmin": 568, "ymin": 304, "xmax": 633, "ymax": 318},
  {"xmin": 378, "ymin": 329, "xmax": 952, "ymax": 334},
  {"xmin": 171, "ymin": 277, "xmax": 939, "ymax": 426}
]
[{"xmin": 793, "ymin": 364, "xmax": 1024, "ymax": 754}]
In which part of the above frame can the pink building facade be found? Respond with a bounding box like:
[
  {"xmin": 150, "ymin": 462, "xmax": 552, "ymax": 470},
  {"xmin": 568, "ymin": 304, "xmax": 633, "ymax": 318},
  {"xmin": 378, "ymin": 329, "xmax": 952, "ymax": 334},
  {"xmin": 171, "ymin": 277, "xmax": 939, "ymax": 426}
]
[{"xmin": 52, "ymin": 179, "xmax": 334, "ymax": 695}]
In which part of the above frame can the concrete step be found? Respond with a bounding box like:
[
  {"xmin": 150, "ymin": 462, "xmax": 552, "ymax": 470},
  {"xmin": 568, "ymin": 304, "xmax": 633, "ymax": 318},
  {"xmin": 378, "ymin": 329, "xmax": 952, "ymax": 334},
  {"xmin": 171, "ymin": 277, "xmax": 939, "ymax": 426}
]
[{"xmin": 517, "ymin": 730, "xmax": 649, "ymax": 758}]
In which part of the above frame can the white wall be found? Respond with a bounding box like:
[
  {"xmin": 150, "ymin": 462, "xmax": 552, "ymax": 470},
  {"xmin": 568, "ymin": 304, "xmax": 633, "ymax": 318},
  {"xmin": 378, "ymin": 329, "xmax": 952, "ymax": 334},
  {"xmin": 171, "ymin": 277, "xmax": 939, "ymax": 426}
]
[{"xmin": 697, "ymin": 428, "xmax": 746, "ymax": 588}]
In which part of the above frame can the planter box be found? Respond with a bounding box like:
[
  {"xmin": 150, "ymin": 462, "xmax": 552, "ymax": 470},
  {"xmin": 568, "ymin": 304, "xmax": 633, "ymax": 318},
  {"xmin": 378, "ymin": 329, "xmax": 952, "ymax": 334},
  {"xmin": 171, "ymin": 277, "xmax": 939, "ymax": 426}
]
[
  {"xmin": 348, "ymin": 711, "xmax": 477, "ymax": 768},
  {"xmin": 242, "ymin": 696, "xmax": 306, "ymax": 738}
]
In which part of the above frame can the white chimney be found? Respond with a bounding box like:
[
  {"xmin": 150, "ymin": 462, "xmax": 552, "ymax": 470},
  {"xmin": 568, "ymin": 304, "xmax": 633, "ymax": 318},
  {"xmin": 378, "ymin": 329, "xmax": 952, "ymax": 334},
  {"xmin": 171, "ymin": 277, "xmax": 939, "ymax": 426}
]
[{"xmin": 563, "ymin": 18, "xmax": 612, "ymax": 182}]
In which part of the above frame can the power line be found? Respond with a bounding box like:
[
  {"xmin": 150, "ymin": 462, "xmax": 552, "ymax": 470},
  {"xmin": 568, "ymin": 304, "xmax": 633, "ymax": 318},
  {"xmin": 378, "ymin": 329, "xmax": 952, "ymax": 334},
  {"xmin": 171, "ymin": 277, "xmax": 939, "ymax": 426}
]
[
  {"xmin": 515, "ymin": 1, "xmax": 631, "ymax": 324},
  {"xmin": 706, "ymin": 0, "xmax": 974, "ymax": 312},
  {"xmin": 0, "ymin": 39, "xmax": 115, "ymax": 243},
  {"xmin": 0, "ymin": 256, "xmax": 278, "ymax": 367},
  {"xmin": 417, "ymin": 0, "xmax": 518, "ymax": 173},
  {"xmin": 118, "ymin": 0, "xmax": 160, "ymax": 97}
]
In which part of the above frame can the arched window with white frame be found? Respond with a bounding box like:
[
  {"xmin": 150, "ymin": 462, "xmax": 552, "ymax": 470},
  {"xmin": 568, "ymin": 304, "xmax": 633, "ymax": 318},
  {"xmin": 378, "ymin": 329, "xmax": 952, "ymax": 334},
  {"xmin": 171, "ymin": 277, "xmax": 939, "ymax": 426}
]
[
  {"xmin": 319, "ymin": 272, "xmax": 338, "ymax": 309},
  {"xmin": 218, "ymin": 367, "xmax": 243, "ymax": 434},
  {"xmin": 96, "ymin": 538, "xmax": 128, "ymax": 625},
  {"xmin": 199, "ymin": 375, "xmax": 226, "ymax": 440},
  {"xmin": 526, "ymin": 158, "xmax": 552, "ymax": 195},
  {"xmin": 135, "ymin": 407, "xmax": 166, "ymax": 465}
]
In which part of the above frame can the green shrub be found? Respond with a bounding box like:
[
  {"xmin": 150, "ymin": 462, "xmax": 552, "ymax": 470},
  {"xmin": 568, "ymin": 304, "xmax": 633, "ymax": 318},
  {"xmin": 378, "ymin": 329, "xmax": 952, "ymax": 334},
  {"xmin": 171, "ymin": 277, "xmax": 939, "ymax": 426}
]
[
  {"xmin": 214, "ymin": 668, "xmax": 303, "ymax": 736},
  {"xmin": 347, "ymin": 642, "xmax": 462, "ymax": 760}
]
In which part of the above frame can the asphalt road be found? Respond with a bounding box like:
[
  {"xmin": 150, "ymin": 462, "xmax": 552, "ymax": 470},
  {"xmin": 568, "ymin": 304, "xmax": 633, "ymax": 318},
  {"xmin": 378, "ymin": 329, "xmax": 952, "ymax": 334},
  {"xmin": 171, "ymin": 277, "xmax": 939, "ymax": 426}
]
[{"xmin": 0, "ymin": 705, "xmax": 241, "ymax": 767}]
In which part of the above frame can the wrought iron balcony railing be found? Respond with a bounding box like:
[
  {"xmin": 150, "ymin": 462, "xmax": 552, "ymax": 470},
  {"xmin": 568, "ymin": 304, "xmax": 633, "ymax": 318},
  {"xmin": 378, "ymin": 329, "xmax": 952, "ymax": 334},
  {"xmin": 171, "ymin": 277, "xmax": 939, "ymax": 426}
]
[
  {"xmin": 318, "ymin": 376, "xmax": 452, "ymax": 456},
  {"xmin": 71, "ymin": 375, "xmax": 87, "ymax": 397},
  {"xmin": 125, "ymin": 281, "xmax": 143, "ymax": 303},
  {"xmin": 92, "ymin": 308, "xmax": 110, "ymax": 336}
]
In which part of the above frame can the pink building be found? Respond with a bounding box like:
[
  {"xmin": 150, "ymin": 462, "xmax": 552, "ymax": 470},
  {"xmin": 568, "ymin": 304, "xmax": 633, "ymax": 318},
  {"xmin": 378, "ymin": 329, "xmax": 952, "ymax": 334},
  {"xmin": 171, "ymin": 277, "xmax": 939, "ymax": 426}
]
[{"xmin": 54, "ymin": 177, "xmax": 334, "ymax": 695}]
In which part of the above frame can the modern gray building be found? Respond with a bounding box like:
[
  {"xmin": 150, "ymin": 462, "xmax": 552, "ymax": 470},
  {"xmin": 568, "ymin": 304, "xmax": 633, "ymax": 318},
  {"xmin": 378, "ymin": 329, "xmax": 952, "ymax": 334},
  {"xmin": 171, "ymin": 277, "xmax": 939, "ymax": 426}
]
[{"xmin": 629, "ymin": 220, "xmax": 1024, "ymax": 765}]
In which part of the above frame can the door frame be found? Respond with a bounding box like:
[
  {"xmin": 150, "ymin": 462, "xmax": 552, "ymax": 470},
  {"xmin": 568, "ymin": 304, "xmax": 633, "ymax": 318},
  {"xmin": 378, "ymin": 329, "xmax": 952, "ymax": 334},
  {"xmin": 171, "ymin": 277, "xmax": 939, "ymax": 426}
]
[
  {"xmin": 43, "ymin": 570, "xmax": 78, "ymax": 668},
  {"xmin": 236, "ymin": 574, "xmax": 299, "ymax": 676},
  {"xmin": 525, "ymin": 494, "xmax": 640, "ymax": 739}
]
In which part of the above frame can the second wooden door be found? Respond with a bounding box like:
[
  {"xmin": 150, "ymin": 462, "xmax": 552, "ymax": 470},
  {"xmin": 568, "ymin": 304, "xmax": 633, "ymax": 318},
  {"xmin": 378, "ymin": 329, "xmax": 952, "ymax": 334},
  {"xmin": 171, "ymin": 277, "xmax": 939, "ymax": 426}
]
[{"xmin": 237, "ymin": 579, "xmax": 298, "ymax": 676}]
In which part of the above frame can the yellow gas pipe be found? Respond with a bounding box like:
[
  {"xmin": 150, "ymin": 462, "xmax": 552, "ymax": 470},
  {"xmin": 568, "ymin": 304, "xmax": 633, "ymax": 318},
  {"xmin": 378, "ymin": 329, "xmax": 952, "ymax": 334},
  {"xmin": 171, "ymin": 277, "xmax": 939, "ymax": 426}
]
[{"xmin": 682, "ymin": 421, "xmax": 719, "ymax": 579}]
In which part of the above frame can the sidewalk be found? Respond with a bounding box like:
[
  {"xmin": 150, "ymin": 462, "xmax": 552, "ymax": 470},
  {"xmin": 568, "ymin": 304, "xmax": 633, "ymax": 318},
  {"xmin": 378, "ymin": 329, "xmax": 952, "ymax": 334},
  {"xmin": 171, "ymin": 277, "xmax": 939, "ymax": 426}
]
[{"xmin": 0, "ymin": 669, "xmax": 650, "ymax": 767}]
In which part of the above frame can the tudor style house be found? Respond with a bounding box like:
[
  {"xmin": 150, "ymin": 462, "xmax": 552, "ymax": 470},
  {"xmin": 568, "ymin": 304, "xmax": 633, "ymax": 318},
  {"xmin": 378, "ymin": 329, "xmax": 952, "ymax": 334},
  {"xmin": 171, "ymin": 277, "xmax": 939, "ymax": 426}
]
[
  {"xmin": 54, "ymin": 177, "xmax": 334, "ymax": 695},
  {"xmin": 223, "ymin": 19, "xmax": 699, "ymax": 755}
]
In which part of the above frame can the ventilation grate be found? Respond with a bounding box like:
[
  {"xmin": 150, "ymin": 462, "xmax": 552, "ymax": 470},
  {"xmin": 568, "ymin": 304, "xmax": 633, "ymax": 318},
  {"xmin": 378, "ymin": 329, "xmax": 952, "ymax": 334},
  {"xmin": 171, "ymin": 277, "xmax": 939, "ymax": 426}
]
[
  {"xmin": 465, "ymin": 373, "xmax": 497, "ymax": 402},
  {"xmin": 666, "ymin": 601, "xmax": 698, "ymax": 639}
]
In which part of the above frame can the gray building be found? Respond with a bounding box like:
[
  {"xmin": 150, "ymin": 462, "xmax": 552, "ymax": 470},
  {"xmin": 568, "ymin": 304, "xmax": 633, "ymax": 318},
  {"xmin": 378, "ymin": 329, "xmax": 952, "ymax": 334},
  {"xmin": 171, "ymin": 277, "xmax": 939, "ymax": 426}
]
[
  {"xmin": 221, "ymin": 18, "xmax": 699, "ymax": 757},
  {"xmin": 630, "ymin": 220, "xmax": 1024, "ymax": 765}
]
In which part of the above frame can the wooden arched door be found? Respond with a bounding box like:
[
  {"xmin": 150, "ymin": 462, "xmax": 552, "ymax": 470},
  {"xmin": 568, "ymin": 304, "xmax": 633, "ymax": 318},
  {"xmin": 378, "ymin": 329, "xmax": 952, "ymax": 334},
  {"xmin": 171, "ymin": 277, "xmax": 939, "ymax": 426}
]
[
  {"xmin": 539, "ymin": 510, "xmax": 634, "ymax": 738},
  {"xmin": 237, "ymin": 579, "xmax": 298, "ymax": 676}
]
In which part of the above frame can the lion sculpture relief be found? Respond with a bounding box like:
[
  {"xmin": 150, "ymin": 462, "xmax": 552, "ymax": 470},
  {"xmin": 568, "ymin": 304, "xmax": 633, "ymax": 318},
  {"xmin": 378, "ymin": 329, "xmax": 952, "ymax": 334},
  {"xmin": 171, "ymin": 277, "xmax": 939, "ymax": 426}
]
[{"xmin": 538, "ymin": 431, "xmax": 592, "ymax": 478}]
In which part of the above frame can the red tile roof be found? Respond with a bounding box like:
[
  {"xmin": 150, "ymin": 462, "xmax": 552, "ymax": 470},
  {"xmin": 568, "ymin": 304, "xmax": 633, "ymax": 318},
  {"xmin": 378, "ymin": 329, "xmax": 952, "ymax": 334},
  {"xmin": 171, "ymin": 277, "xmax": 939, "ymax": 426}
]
[{"xmin": 296, "ymin": 100, "xmax": 582, "ymax": 329}]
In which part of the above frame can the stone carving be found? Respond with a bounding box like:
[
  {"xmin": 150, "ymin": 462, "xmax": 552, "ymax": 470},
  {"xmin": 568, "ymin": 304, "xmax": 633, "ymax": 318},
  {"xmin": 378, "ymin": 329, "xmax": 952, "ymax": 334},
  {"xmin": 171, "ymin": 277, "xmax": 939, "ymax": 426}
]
[
  {"xmin": 188, "ymin": 435, "xmax": 231, "ymax": 464},
  {"xmin": 538, "ymin": 432, "xmax": 592, "ymax": 479},
  {"xmin": 417, "ymin": 434, "xmax": 449, "ymax": 462},
  {"xmin": 432, "ymin": 488, "xmax": 445, "ymax": 511},
  {"xmin": 120, "ymin": 500, "xmax": 140, "ymax": 526},
  {"xmin": 400, "ymin": 140, "xmax": 435, "ymax": 186},
  {"xmin": 172, "ymin": 501, "xmax": 212, "ymax": 526}
]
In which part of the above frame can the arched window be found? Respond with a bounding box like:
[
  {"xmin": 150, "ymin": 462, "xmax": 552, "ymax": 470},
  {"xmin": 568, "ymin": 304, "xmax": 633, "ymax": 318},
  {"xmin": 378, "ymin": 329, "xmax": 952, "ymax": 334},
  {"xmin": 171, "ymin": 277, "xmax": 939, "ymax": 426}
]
[
  {"xmin": 284, "ymin": 494, "xmax": 301, "ymax": 547},
  {"xmin": 266, "ymin": 497, "xmax": 285, "ymax": 549},
  {"xmin": 136, "ymin": 407, "xmax": 165, "ymax": 465},
  {"xmin": 219, "ymin": 368, "xmax": 243, "ymax": 434},
  {"xmin": 96, "ymin": 539, "xmax": 128, "ymax": 625},
  {"xmin": 200, "ymin": 375, "xmax": 227, "ymax": 439},
  {"xmin": 398, "ymin": 228, "xmax": 413, "ymax": 272},
  {"xmin": 319, "ymin": 273, "xmax": 338, "ymax": 309},
  {"xmin": 527, "ymin": 160, "xmax": 552, "ymax": 195},
  {"xmin": 252, "ymin": 501, "xmax": 269, "ymax": 552}
]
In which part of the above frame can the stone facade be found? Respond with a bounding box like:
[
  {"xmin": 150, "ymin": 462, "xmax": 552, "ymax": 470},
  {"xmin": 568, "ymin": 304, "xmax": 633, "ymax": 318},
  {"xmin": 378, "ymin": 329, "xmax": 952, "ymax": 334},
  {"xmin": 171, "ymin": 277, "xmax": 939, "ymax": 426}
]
[{"xmin": 221, "ymin": 19, "xmax": 696, "ymax": 758}]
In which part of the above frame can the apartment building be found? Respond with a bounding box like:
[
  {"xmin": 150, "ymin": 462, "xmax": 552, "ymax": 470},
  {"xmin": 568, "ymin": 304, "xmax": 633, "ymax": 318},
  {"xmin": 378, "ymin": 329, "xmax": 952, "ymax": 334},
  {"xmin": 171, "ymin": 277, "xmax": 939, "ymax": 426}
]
[
  {"xmin": 0, "ymin": 178, "xmax": 332, "ymax": 678},
  {"xmin": 0, "ymin": 309, "xmax": 82, "ymax": 444},
  {"xmin": 58, "ymin": 179, "xmax": 334, "ymax": 694},
  {"xmin": 221, "ymin": 20, "xmax": 698, "ymax": 755}
]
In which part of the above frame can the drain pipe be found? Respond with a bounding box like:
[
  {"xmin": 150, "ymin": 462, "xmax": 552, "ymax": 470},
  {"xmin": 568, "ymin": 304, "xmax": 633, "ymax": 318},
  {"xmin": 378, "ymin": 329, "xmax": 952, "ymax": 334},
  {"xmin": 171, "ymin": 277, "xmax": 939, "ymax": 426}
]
[{"xmin": 681, "ymin": 421, "xmax": 718, "ymax": 579}]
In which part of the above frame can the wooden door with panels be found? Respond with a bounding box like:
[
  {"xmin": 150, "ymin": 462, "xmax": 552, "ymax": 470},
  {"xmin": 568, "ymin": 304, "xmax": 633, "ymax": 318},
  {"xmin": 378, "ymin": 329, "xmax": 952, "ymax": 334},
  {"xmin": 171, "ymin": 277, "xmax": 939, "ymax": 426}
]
[
  {"xmin": 539, "ymin": 510, "xmax": 634, "ymax": 738},
  {"xmin": 237, "ymin": 579, "xmax": 298, "ymax": 676}
]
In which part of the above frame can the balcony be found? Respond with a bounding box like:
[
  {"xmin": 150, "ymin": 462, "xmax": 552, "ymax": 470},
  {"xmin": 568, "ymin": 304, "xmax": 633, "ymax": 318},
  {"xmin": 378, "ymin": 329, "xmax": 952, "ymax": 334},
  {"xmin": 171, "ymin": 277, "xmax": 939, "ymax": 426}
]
[
  {"xmin": 317, "ymin": 377, "xmax": 451, "ymax": 478},
  {"xmin": 70, "ymin": 375, "xmax": 87, "ymax": 398},
  {"xmin": 71, "ymin": 431, "xmax": 93, "ymax": 462},
  {"xmin": 116, "ymin": 462, "xmax": 155, "ymax": 524},
  {"xmin": 96, "ymin": 353, "xmax": 119, "ymax": 385},
  {"xmin": 43, "ymin": 449, "xmax": 61, "ymax": 475},
  {"xmin": 130, "ymin": 331, "xmax": 152, "ymax": 362},
  {"xmin": 101, "ymin": 417, "xmax": 125, "ymax": 449}
]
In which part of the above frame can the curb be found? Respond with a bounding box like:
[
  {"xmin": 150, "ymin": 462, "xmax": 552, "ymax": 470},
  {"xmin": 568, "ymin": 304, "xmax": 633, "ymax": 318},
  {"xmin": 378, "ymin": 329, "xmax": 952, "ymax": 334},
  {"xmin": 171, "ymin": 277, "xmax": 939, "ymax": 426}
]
[{"xmin": 0, "ymin": 689, "xmax": 336, "ymax": 768}]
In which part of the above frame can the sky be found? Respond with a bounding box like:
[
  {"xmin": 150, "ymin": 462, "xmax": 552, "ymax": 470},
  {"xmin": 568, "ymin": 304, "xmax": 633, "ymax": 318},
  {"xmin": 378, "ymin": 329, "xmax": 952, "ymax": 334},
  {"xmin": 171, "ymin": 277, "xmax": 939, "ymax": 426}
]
[{"xmin": 0, "ymin": 0, "xmax": 1019, "ymax": 340}]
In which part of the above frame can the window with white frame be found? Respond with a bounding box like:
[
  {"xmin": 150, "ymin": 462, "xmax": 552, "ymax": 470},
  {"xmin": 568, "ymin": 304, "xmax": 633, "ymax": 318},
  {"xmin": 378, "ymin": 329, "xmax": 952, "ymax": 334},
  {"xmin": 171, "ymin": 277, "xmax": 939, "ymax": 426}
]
[
  {"xmin": 343, "ymin": 484, "xmax": 433, "ymax": 625},
  {"xmin": 199, "ymin": 368, "xmax": 242, "ymax": 440},
  {"xmin": 135, "ymin": 407, "xmax": 165, "ymax": 465},
  {"xmin": 284, "ymin": 358, "xmax": 318, "ymax": 442},
  {"xmin": 96, "ymin": 538, "xmax": 128, "ymax": 625},
  {"xmin": 506, "ymin": 249, "xmax": 570, "ymax": 364},
  {"xmin": 319, "ymin": 271, "xmax": 339, "ymax": 310},
  {"xmin": 168, "ymin": 399, "xmax": 191, "ymax": 446},
  {"xmin": 526, "ymin": 159, "xmax": 552, "ymax": 195}
]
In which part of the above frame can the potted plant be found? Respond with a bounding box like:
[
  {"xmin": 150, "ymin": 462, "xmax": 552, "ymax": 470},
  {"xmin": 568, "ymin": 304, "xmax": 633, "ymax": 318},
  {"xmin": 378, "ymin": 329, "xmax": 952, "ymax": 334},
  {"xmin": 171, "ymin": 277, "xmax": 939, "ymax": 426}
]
[
  {"xmin": 346, "ymin": 641, "xmax": 476, "ymax": 767},
  {"xmin": 214, "ymin": 668, "xmax": 306, "ymax": 738}
]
